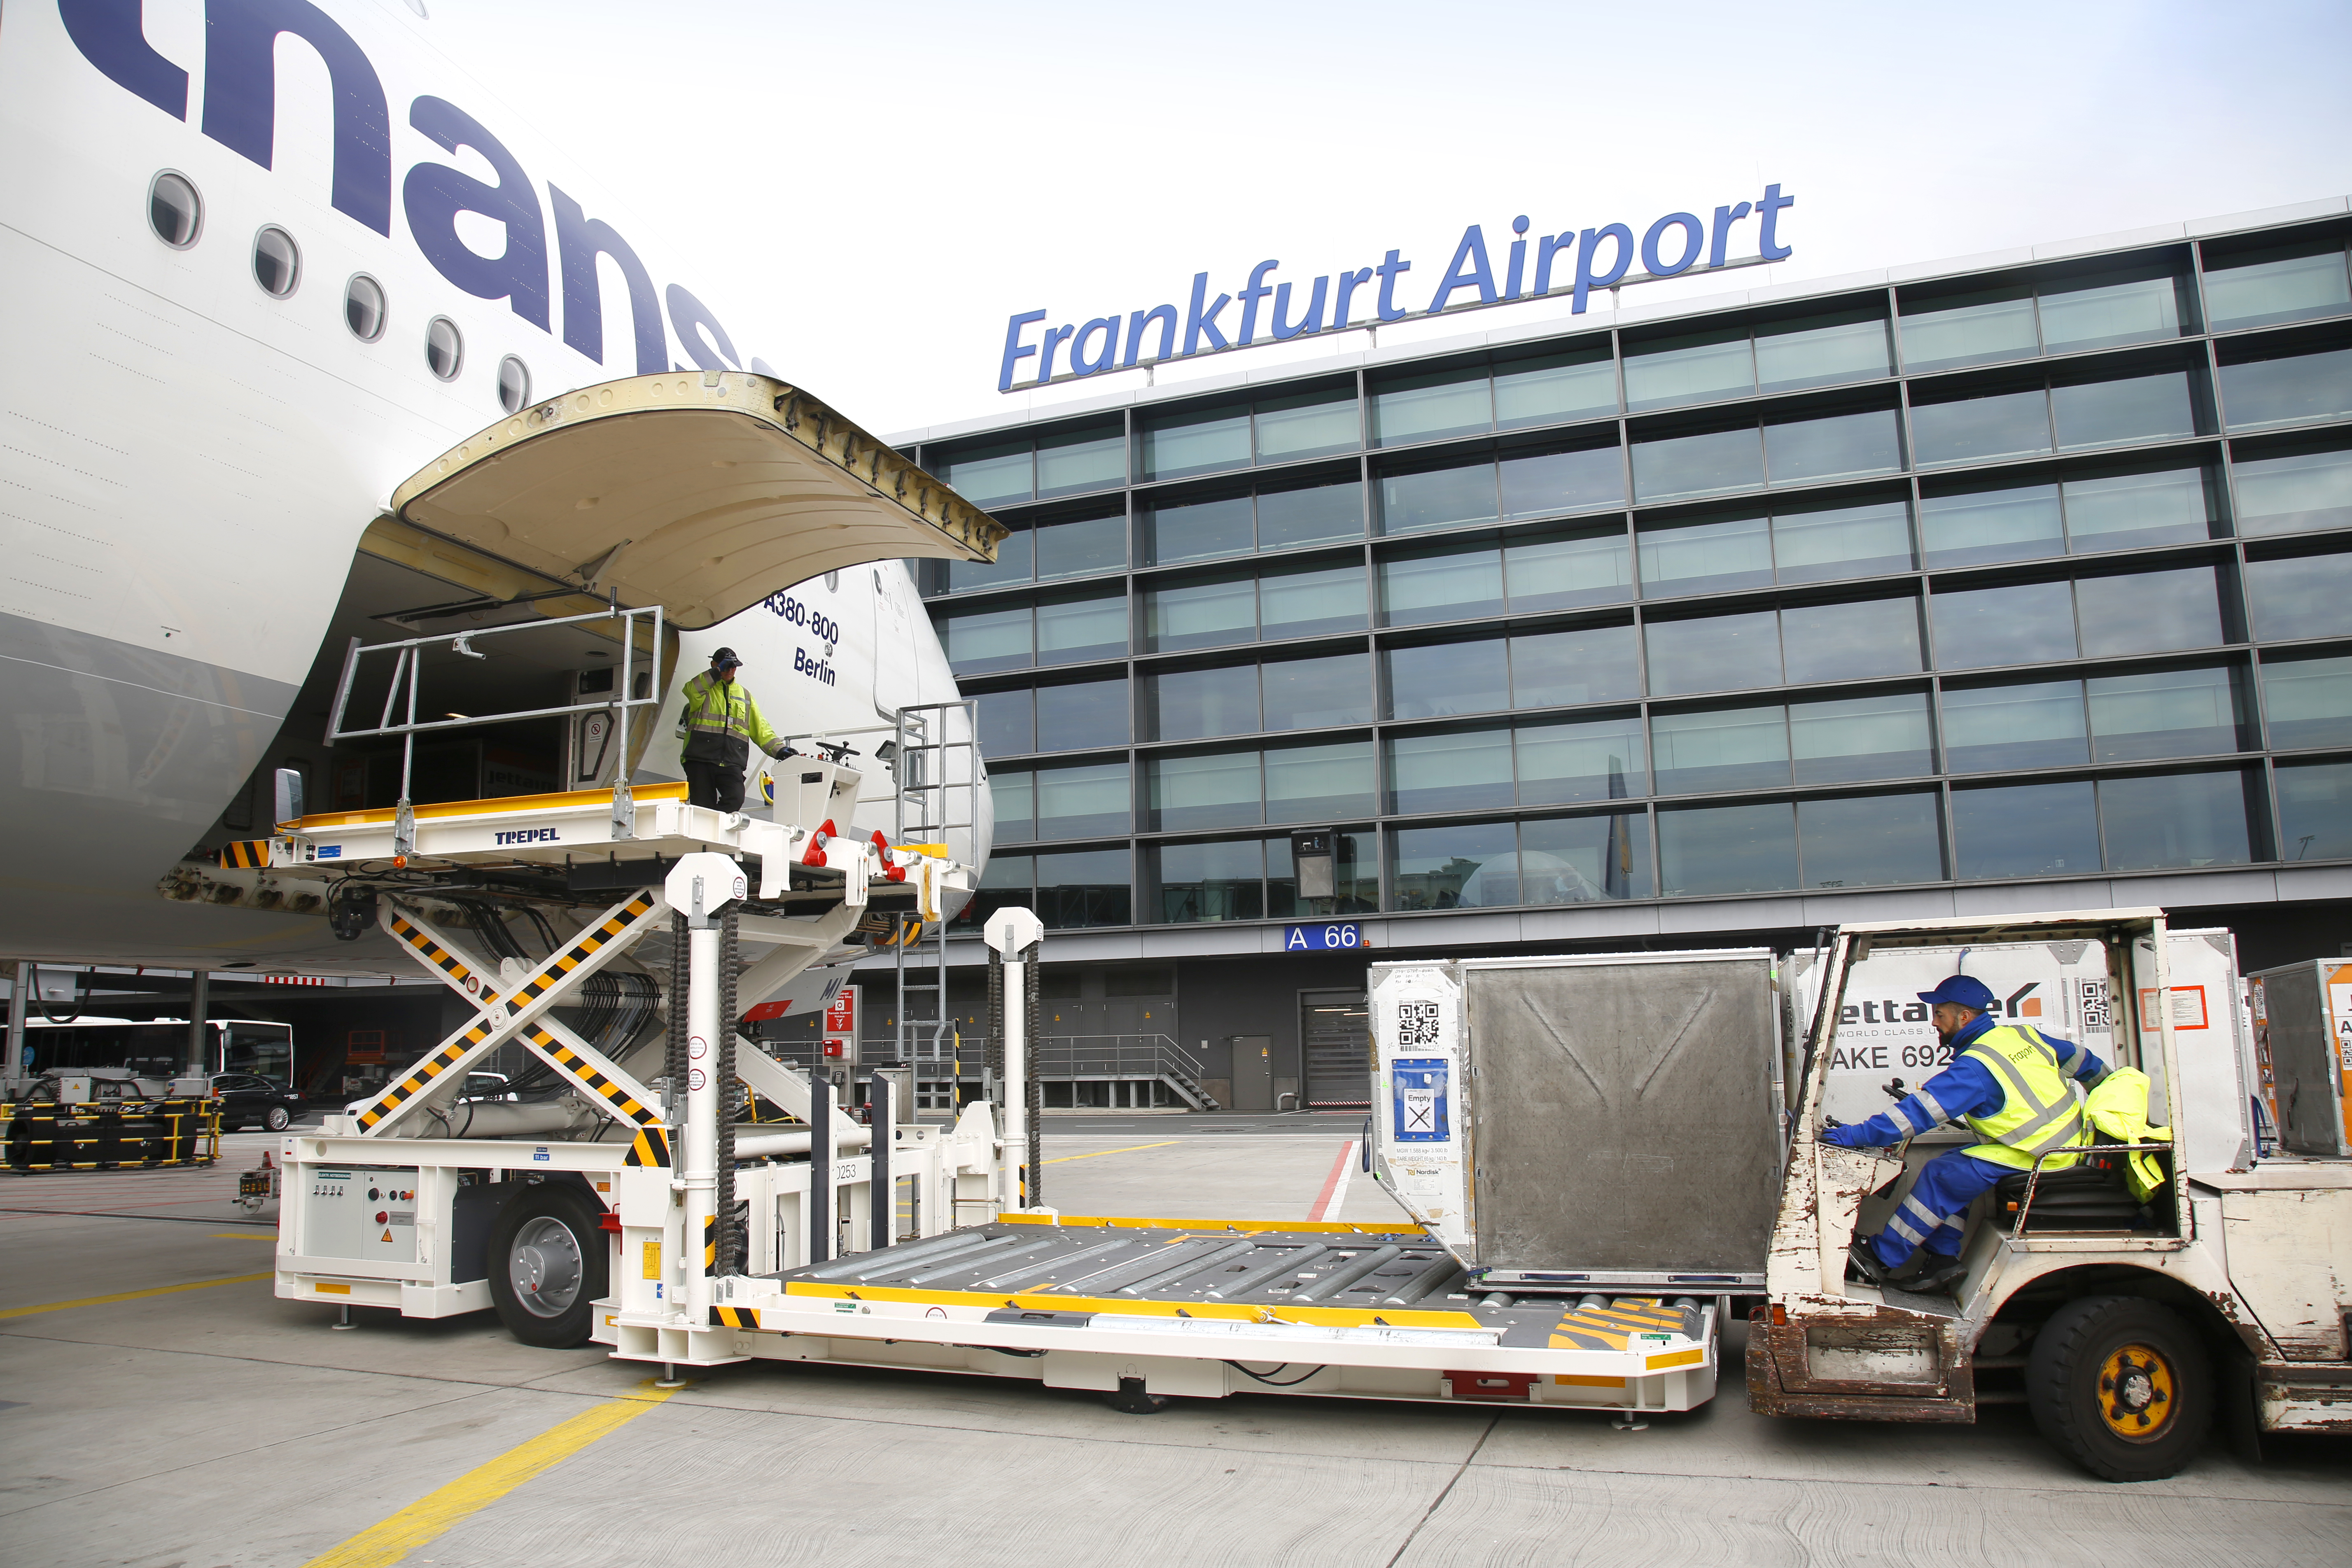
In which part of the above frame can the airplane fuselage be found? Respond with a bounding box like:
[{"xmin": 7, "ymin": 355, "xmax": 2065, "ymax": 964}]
[{"xmin": 0, "ymin": 1, "xmax": 985, "ymax": 969}]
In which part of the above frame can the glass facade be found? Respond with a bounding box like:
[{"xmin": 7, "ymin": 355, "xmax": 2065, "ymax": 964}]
[{"xmin": 919, "ymin": 216, "xmax": 2352, "ymax": 933}]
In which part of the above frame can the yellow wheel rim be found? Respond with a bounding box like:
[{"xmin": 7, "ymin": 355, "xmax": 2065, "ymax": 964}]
[{"xmin": 2096, "ymin": 1342, "xmax": 2177, "ymax": 1441}]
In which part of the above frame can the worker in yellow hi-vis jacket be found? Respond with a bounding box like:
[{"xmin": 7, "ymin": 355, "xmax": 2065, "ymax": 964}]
[{"xmin": 674, "ymin": 646, "xmax": 795, "ymax": 812}]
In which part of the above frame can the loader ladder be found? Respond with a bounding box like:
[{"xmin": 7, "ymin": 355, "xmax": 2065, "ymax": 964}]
[{"xmin": 892, "ymin": 700, "xmax": 979, "ymax": 1111}]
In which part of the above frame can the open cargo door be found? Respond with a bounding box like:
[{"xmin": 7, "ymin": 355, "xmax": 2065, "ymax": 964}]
[{"xmin": 387, "ymin": 370, "xmax": 1004, "ymax": 628}]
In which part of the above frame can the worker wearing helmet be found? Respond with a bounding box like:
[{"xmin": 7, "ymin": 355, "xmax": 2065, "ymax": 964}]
[
  {"xmin": 675, "ymin": 647, "xmax": 795, "ymax": 812},
  {"xmin": 1822, "ymin": 975, "xmax": 2111, "ymax": 1294}
]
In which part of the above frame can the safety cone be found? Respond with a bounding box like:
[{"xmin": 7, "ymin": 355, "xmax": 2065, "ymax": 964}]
[{"xmin": 801, "ymin": 819, "xmax": 836, "ymax": 868}]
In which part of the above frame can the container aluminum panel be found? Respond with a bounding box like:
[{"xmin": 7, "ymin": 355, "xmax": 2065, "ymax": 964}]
[
  {"xmin": 1463, "ymin": 955, "xmax": 1781, "ymax": 1275},
  {"xmin": 2251, "ymin": 961, "xmax": 2352, "ymax": 1158}
]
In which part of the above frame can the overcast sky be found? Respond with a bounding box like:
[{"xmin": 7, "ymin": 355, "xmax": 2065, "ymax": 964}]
[{"xmin": 425, "ymin": 0, "xmax": 2352, "ymax": 439}]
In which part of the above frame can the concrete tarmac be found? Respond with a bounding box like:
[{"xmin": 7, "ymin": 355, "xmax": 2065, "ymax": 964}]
[{"xmin": 2, "ymin": 1118, "xmax": 2346, "ymax": 1568}]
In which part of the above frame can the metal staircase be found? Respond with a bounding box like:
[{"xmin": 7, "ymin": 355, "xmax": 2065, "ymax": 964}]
[{"xmin": 1032, "ymin": 1034, "xmax": 1222, "ymax": 1111}]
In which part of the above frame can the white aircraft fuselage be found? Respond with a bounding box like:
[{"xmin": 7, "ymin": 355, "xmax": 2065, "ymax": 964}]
[{"xmin": 0, "ymin": 1, "xmax": 986, "ymax": 971}]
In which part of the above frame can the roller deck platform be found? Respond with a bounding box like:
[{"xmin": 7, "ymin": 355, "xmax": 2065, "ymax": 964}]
[{"xmin": 679, "ymin": 1215, "xmax": 1721, "ymax": 1412}]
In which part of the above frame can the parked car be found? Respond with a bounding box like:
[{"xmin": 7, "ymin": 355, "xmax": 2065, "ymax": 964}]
[{"xmin": 210, "ymin": 1072, "xmax": 305, "ymax": 1131}]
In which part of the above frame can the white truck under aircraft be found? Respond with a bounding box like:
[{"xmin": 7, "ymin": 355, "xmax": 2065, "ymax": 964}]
[{"xmin": 1756, "ymin": 909, "xmax": 2351, "ymax": 1481}]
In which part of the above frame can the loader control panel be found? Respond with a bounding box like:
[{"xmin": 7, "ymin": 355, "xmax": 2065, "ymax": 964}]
[{"xmin": 302, "ymin": 1165, "xmax": 424, "ymax": 1262}]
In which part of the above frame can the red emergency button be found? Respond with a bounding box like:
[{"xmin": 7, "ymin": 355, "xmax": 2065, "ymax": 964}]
[{"xmin": 375, "ymin": 1211, "xmax": 387, "ymax": 1223}]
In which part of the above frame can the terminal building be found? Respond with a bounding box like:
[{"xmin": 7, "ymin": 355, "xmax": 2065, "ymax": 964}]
[{"xmin": 854, "ymin": 200, "xmax": 2352, "ymax": 1112}]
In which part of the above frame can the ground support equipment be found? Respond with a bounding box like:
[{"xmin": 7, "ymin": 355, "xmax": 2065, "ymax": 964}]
[
  {"xmin": 692, "ymin": 1214, "xmax": 1717, "ymax": 1412},
  {"xmin": 1754, "ymin": 908, "xmax": 2352, "ymax": 1480},
  {"xmin": 259, "ymin": 784, "xmax": 997, "ymax": 1364}
]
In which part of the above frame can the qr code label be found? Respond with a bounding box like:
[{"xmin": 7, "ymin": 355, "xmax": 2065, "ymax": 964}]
[
  {"xmin": 1397, "ymin": 1000, "xmax": 1442, "ymax": 1048},
  {"xmin": 2079, "ymin": 979, "xmax": 2112, "ymax": 1030}
]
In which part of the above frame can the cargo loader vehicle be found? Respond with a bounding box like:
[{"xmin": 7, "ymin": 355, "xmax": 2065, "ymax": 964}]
[{"xmin": 1756, "ymin": 908, "xmax": 2351, "ymax": 1480}]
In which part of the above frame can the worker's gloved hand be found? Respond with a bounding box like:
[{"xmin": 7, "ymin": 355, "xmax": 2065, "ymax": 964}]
[
  {"xmin": 768, "ymin": 742, "xmax": 799, "ymax": 761},
  {"xmin": 1819, "ymin": 1124, "xmax": 1880, "ymax": 1149}
]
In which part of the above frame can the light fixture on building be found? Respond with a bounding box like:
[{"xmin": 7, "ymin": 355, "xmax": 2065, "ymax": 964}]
[{"xmin": 1291, "ymin": 831, "xmax": 1335, "ymax": 902}]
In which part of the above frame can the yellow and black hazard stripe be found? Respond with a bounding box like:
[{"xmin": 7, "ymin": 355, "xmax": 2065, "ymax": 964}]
[
  {"xmin": 354, "ymin": 1024, "xmax": 490, "ymax": 1131},
  {"xmin": 1545, "ymin": 1297, "xmax": 1694, "ymax": 1352},
  {"xmin": 525, "ymin": 1026, "xmax": 658, "ymax": 1126},
  {"xmin": 624, "ymin": 1127, "xmax": 672, "ymax": 1167},
  {"xmin": 388, "ymin": 915, "xmax": 498, "ymax": 1004},
  {"xmin": 702, "ymin": 1212, "xmax": 719, "ymax": 1269},
  {"xmin": 219, "ymin": 839, "xmax": 270, "ymax": 869},
  {"xmin": 712, "ymin": 1305, "xmax": 759, "ymax": 1329},
  {"xmin": 504, "ymin": 892, "xmax": 658, "ymax": 1013}
]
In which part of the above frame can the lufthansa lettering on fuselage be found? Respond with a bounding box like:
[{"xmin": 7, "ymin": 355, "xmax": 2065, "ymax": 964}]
[
  {"xmin": 494, "ymin": 828, "xmax": 559, "ymax": 846},
  {"xmin": 62, "ymin": 1, "xmax": 765, "ymax": 380}
]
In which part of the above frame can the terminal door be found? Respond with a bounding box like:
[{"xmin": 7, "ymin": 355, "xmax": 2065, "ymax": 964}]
[{"xmin": 1303, "ymin": 990, "xmax": 1370, "ymax": 1108}]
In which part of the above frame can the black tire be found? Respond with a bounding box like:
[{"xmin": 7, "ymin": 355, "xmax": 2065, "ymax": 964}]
[
  {"xmin": 264, "ymin": 1106, "xmax": 291, "ymax": 1132},
  {"xmin": 2027, "ymin": 1294, "xmax": 2212, "ymax": 1482},
  {"xmin": 486, "ymin": 1182, "xmax": 608, "ymax": 1349}
]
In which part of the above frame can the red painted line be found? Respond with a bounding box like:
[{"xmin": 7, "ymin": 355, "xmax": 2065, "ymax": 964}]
[{"xmin": 1308, "ymin": 1140, "xmax": 1356, "ymax": 1222}]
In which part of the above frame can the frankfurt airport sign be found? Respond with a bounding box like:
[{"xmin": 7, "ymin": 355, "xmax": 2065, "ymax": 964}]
[{"xmin": 998, "ymin": 186, "xmax": 1795, "ymax": 392}]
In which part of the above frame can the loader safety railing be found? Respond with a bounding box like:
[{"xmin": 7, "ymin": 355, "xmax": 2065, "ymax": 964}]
[{"xmin": 324, "ymin": 597, "xmax": 665, "ymax": 855}]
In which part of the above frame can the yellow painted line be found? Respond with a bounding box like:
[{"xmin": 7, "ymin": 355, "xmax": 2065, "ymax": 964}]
[
  {"xmin": 0, "ymin": 1272, "xmax": 274, "ymax": 1319},
  {"xmin": 211, "ymin": 1232, "xmax": 279, "ymax": 1242},
  {"xmin": 1042, "ymin": 1141, "xmax": 1179, "ymax": 1164},
  {"xmin": 301, "ymin": 1380, "xmax": 685, "ymax": 1568}
]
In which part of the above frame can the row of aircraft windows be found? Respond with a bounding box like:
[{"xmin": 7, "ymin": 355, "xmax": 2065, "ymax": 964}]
[{"xmin": 147, "ymin": 170, "xmax": 532, "ymax": 415}]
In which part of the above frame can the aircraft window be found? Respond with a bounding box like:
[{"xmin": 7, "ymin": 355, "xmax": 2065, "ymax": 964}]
[
  {"xmin": 148, "ymin": 172, "xmax": 201, "ymax": 249},
  {"xmin": 344, "ymin": 275, "xmax": 386, "ymax": 343},
  {"xmin": 425, "ymin": 317, "xmax": 463, "ymax": 381},
  {"xmin": 497, "ymin": 355, "xmax": 530, "ymax": 413},
  {"xmin": 252, "ymin": 226, "xmax": 300, "ymax": 298}
]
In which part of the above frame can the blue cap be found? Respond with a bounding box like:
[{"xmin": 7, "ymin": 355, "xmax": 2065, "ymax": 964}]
[{"xmin": 1918, "ymin": 974, "xmax": 1996, "ymax": 1011}]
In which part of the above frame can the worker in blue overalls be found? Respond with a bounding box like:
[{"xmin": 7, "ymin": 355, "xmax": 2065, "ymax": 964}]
[{"xmin": 1823, "ymin": 975, "xmax": 2110, "ymax": 1294}]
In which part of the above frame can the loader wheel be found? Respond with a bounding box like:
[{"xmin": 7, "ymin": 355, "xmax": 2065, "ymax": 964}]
[
  {"xmin": 488, "ymin": 1183, "xmax": 608, "ymax": 1349},
  {"xmin": 2027, "ymin": 1295, "xmax": 2210, "ymax": 1482}
]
